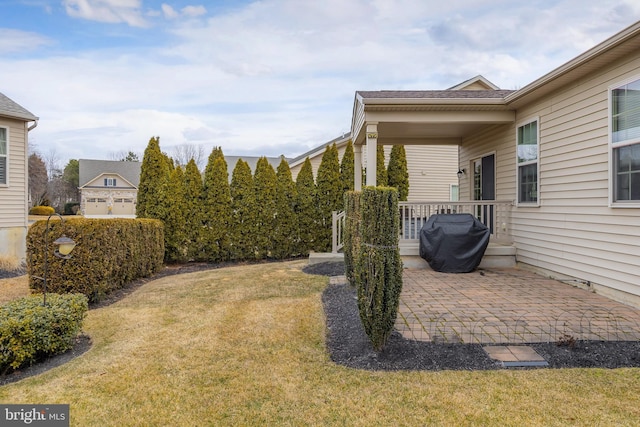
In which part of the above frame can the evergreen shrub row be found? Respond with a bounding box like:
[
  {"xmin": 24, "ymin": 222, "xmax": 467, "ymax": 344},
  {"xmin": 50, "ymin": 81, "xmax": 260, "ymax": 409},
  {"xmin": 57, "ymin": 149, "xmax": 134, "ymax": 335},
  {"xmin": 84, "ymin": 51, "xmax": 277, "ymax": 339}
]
[
  {"xmin": 0, "ymin": 293, "xmax": 88, "ymax": 373},
  {"xmin": 27, "ymin": 218, "xmax": 164, "ymax": 302}
]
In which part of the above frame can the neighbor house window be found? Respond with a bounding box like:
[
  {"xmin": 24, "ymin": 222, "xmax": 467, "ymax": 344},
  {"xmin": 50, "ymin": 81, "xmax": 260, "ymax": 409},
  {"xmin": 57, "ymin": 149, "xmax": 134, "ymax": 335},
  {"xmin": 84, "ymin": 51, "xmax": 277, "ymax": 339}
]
[
  {"xmin": 104, "ymin": 178, "xmax": 117, "ymax": 187},
  {"xmin": 611, "ymin": 77, "xmax": 640, "ymax": 202},
  {"xmin": 517, "ymin": 119, "xmax": 539, "ymax": 204},
  {"xmin": 0, "ymin": 127, "xmax": 7, "ymax": 185}
]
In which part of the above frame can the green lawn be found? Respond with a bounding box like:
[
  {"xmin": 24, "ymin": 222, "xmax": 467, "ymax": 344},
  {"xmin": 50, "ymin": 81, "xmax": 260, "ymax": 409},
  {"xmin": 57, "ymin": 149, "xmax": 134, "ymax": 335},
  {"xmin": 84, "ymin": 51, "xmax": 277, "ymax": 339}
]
[{"xmin": 1, "ymin": 260, "xmax": 640, "ymax": 426}]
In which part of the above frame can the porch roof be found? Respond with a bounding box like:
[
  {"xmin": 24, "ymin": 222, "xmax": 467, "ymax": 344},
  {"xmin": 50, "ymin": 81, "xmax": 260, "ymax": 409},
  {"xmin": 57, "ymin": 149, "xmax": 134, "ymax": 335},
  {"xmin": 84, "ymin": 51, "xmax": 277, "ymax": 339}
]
[{"xmin": 351, "ymin": 89, "xmax": 516, "ymax": 147}]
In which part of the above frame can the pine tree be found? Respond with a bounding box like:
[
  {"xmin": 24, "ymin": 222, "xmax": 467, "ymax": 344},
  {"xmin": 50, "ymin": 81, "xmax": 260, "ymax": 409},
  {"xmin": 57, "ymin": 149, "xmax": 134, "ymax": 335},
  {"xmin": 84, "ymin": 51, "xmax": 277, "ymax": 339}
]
[
  {"xmin": 253, "ymin": 157, "xmax": 277, "ymax": 259},
  {"xmin": 272, "ymin": 158, "xmax": 298, "ymax": 259},
  {"xmin": 137, "ymin": 136, "xmax": 170, "ymax": 219},
  {"xmin": 340, "ymin": 140, "xmax": 355, "ymax": 194},
  {"xmin": 184, "ymin": 159, "xmax": 204, "ymax": 261},
  {"xmin": 376, "ymin": 144, "xmax": 388, "ymax": 186},
  {"xmin": 164, "ymin": 166, "xmax": 188, "ymax": 262},
  {"xmin": 315, "ymin": 144, "xmax": 342, "ymax": 252},
  {"xmin": 230, "ymin": 159, "xmax": 255, "ymax": 261},
  {"xmin": 202, "ymin": 148, "xmax": 231, "ymax": 262},
  {"xmin": 295, "ymin": 158, "xmax": 316, "ymax": 256},
  {"xmin": 387, "ymin": 145, "xmax": 410, "ymax": 201}
]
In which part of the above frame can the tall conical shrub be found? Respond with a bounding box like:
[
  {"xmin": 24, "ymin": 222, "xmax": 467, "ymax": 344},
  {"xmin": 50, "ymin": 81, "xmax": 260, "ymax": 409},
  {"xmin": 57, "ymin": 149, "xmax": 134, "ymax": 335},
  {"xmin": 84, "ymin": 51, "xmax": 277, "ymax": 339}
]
[
  {"xmin": 355, "ymin": 186, "xmax": 403, "ymax": 351},
  {"xmin": 202, "ymin": 148, "xmax": 231, "ymax": 262},
  {"xmin": 315, "ymin": 144, "xmax": 342, "ymax": 252},
  {"xmin": 376, "ymin": 145, "xmax": 388, "ymax": 186},
  {"xmin": 253, "ymin": 157, "xmax": 277, "ymax": 259},
  {"xmin": 184, "ymin": 159, "xmax": 203, "ymax": 261},
  {"xmin": 295, "ymin": 158, "xmax": 316, "ymax": 256},
  {"xmin": 387, "ymin": 145, "xmax": 409, "ymax": 201},
  {"xmin": 230, "ymin": 159, "xmax": 256, "ymax": 261},
  {"xmin": 137, "ymin": 136, "xmax": 170, "ymax": 219},
  {"xmin": 164, "ymin": 166, "xmax": 187, "ymax": 262},
  {"xmin": 340, "ymin": 140, "xmax": 355, "ymax": 193},
  {"xmin": 273, "ymin": 158, "xmax": 298, "ymax": 259}
]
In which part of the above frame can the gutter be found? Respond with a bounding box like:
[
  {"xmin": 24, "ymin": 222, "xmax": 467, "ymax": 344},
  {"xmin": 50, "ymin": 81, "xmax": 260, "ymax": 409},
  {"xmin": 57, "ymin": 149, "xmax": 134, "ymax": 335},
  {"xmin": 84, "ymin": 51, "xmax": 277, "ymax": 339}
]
[{"xmin": 28, "ymin": 119, "xmax": 38, "ymax": 131}]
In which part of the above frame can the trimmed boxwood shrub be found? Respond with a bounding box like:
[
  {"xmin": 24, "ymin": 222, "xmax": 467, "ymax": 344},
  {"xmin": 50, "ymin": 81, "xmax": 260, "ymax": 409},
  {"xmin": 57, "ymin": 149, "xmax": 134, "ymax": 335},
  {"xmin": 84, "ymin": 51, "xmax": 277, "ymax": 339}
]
[
  {"xmin": 29, "ymin": 205, "xmax": 55, "ymax": 216},
  {"xmin": 0, "ymin": 293, "xmax": 88, "ymax": 374},
  {"xmin": 355, "ymin": 186, "xmax": 403, "ymax": 351},
  {"xmin": 27, "ymin": 218, "xmax": 164, "ymax": 303}
]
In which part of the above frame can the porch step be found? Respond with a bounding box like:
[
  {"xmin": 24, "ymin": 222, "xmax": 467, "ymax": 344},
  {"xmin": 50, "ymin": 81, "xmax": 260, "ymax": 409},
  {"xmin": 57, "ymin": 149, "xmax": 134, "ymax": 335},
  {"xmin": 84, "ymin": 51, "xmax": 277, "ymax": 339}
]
[
  {"xmin": 400, "ymin": 243, "xmax": 517, "ymax": 269},
  {"xmin": 308, "ymin": 244, "xmax": 516, "ymax": 269}
]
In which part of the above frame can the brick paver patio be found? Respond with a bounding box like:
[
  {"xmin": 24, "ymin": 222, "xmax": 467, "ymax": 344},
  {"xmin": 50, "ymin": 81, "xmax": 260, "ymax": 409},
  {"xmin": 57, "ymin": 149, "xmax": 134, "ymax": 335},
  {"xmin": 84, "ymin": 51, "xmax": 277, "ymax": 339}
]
[{"xmin": 395, "ymin": 268, "xmax": 640, "ymax": 344}]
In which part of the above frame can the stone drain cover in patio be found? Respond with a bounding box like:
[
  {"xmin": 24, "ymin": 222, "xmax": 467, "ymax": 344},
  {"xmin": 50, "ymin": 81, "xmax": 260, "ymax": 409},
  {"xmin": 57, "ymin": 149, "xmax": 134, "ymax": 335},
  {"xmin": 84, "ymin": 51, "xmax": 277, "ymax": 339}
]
[{"xmin": 483, "ymin": 346, "xmax": 549, "ymax": 368}]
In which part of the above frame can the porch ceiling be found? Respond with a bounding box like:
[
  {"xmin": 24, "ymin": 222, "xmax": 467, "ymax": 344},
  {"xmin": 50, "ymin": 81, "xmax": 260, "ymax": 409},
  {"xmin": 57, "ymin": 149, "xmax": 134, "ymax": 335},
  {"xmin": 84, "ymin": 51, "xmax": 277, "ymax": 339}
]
[{"xmin": 352, "ymin": 107, "xmax": 515, "ymax": 146}]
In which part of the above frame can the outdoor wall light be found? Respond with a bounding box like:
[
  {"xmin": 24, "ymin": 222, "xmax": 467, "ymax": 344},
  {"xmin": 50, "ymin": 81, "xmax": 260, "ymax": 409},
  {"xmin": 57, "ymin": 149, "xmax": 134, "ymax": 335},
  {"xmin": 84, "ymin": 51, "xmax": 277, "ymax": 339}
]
[
  {"xmin": 457, "ymin": 168, "xmax": 466, "ymax": 179},
  {"xmin": 36, "ymin": 213, "xmax": 77, "ymax": 305}
]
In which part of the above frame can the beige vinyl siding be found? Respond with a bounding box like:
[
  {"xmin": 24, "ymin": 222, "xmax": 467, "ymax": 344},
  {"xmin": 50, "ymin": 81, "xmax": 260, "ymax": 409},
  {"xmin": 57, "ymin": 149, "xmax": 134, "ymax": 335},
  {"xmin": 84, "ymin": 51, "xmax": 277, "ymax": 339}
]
[
  {"xmin": 462, "ymin": 52, "xmax": 640, "ymax": 300},
  {"xmin": 0, "ymin": 117, "xmax": 27, "ymax": 228},
  {"xmin": 401, "ymin": 145, "xmax": 458, "ymax": 201}
]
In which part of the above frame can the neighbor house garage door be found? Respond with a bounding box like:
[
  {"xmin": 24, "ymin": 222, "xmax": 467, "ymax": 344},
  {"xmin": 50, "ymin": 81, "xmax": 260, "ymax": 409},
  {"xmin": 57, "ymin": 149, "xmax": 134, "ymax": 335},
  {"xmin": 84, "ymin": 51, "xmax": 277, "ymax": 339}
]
[
  {"xmin": 85, "ymin": 198, "xmax": 108, "ymax": 215},
  {"xmin": 112, "ymin": 198, "xmax": 135, "ymax": 215}
]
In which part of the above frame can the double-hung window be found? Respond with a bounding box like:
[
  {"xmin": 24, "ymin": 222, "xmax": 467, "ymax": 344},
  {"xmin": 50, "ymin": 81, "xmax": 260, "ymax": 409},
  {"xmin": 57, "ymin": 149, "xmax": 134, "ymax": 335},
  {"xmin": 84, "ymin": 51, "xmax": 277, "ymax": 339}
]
[
  {"xmin": 517, "ymin": 119, "xmax": 539, "ymax": 204},
  {"xmin": 611, "ymin": 76, "xmax": 640, "ymax": 203},
  {"xmin": 104, "ymin": 178, "xmax": 117, "ymax": 187},
  {"xmin": 0, "ymin": 127, "xmax": 7, "ymax": 185}
]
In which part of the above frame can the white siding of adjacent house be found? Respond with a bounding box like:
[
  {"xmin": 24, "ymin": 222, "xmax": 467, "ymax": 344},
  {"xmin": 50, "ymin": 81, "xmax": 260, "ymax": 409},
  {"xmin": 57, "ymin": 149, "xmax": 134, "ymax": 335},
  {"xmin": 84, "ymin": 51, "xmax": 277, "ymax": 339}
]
[
  {"xmin": 0, "ymin": 117, "xmax": 28, "ymax": 259},
  {"xmin": 460, "ymin": 53, "xmax": 640, "ymax": 304}
]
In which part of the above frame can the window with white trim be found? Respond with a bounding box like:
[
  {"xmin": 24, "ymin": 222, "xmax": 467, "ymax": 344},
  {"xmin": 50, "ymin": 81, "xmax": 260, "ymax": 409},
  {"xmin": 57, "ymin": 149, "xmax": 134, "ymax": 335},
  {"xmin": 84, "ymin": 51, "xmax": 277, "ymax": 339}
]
[
  {"xmin": 611, "ymin": 77, "xmax": 640, "ymax": 202},
  {"xmin": 0, "ymin": 127, "xmax": 7, "ymax": 185},
  {"xmin": 104, "ymin": 178, "xmax": 117, "ymax": 187},
  {"xmin": 517, "ymin": 120, "xmax": 539, "ymax": 204}
]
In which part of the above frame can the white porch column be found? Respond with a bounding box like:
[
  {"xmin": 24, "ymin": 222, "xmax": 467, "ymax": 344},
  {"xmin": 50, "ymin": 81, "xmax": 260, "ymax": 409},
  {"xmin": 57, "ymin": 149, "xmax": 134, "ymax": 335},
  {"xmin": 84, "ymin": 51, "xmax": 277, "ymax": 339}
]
[
  {"xmin": 353, "ymin": 144, "xmax": 362, "ymax": 191},
  {"xmin": 365, "ymin": 123, "xmax": 378, "ymax": 187}
]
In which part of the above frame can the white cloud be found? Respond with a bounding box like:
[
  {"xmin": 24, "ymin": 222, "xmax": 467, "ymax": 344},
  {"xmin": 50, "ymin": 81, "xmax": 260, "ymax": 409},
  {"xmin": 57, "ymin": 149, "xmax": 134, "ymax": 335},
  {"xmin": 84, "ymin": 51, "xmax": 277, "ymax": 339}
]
[
  {"xmin": 63, "ymin": 0, "xmax": 148, "ymax": 27},
  {"xmin": 0, "ymin": 29, "xmax": 52, "ymax": 54},
  {"xmin": 8, "ymin": 0, "xmax": 640, "ymax": 164}
]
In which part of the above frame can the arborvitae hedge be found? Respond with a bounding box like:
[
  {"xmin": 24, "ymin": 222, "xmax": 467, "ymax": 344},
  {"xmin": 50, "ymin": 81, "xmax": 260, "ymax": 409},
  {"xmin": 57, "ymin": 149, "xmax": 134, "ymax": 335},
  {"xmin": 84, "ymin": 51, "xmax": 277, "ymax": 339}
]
[
  {"xmin": 27, "ymin": 218, "xmax": 164, "ymax": 302},
  {"xmin": 164, "ymin": 166, "xmax": 188, "ymax": 263},
  {"xmin": 376, "ymin": 145, "xmax": 388, "ymax": 186},
  {"xmin": 343, "ymin": 190, "xmax": 361, "ymax": 287},
  {"xmin": 315, "ymin": 144, "xmax": 342, "ymax": 252},
  {"xmin": 202, "ymin": 151, "xmax": 231, "ymax": 262},
  {"xmin": 229, "ymin": 159, "xmax": 256, "ymax": 261},
  {"xmin": 355, "ymin": 186, "xmax": 403, "ymax": 351},
  {"xmin": 184, "ymin": 159, "xmax": 204, "ymax": 261},
  {"xmin": 387, "ymin": 145, "xmax": 409, "ymax": 201},
  {"xmin": 137, "ymin": 136, "xmax": 170, "ymax": 219},
  {"xmin": 253, "ymin": 157, "xmax": 277, "ymax": 258},
  {"xmin": 272, "ymin": 158, "xmax": 298, "ymax": 259},
  {"xmin": 340, "ymin": 140, "xmax": 355, "ymax": 193},
  {"xmin": 295, "ymin": 158, "xmax": 316, "ymax": 256}
]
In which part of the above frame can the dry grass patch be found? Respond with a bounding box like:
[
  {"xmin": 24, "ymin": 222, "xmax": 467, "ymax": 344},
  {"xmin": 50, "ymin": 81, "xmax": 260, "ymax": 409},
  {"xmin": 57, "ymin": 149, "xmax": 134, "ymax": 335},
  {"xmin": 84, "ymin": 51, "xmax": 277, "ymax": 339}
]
[
  {"xmin": 0, "ymin": 275, "xmax": 30, "ymax": 305},
  {"xmin": 1, "ymin": 260, "xmax": 640, "ymax": 425}
]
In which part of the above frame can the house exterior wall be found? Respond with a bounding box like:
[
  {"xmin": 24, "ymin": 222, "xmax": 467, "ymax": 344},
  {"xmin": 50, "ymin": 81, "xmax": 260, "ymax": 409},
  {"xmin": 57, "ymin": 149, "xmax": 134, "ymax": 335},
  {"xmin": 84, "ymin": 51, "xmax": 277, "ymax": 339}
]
[
  {"xmin": 0, "ymin": 117, "xmax": 28, "ymax": 259},
  {"xmin": 459, "ymin": 53, "xmax": 640, "ymax": 304}
]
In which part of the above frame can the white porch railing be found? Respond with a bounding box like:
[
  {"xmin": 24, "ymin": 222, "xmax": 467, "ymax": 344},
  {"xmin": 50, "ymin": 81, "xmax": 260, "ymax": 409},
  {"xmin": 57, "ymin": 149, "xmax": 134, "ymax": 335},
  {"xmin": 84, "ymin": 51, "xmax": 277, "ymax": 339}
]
[{"xmin": 331, "ymin": 200, "xmax": 513, "ymax": 253}]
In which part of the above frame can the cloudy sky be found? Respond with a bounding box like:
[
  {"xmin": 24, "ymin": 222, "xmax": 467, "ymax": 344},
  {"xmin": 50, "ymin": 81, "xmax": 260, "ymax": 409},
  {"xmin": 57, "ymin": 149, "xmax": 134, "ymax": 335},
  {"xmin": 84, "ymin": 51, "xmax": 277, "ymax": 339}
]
[{"xmin": 2, "ymin": 0, "xmax": 640, "ymax": 165}]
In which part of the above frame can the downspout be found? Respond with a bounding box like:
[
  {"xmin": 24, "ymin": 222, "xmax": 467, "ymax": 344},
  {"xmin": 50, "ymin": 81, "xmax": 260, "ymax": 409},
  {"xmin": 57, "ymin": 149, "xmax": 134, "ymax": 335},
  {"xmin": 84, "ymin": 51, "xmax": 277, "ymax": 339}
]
[{"xmin": 28, "ymin": 119, "xmax": 38, "ymax": 131}]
